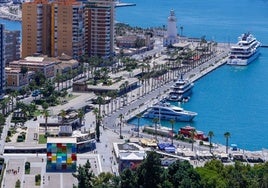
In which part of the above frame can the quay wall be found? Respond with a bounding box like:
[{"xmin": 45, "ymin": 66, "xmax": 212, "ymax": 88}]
[{"xmin": 123, "ymin": 49, "xmax": 229, "ymax": 122}]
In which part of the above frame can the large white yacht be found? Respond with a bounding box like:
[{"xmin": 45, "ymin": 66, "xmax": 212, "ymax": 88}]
[
  {"xmin": 167, "ymin": 75, "xmax": 194, "ymax": 101},
  {"xmin": 142, "ymin": 102, "xmax": 197, "ymax": 122},
  {"xmin": 227, "ymin": 33, "xmax": 261, "ymax": 66}
]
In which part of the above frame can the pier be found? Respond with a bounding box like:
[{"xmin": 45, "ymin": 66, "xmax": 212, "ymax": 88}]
[
  {"xmin": 115, "ymin": 3, "xmax": 136, "ymax": 7},
  {"xmin": 261, "ymin": 45, "xmax": 268, "ymax": 48}
]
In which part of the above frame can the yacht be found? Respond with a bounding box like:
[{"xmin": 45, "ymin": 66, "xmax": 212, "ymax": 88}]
[
  {"xmin": 142, "ymin": 102, "xmax": 197, "ymax": 122},
  {"xmin": 167, "ymin": 75, "xmax": 194, "ymax": 101},
  {"xmin": 227, "ymin": 33, "xmax": 261, "ymax": 66}
]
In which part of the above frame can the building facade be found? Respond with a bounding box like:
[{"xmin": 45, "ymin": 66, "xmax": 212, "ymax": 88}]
[
  {"xmin": 5, "ymin": 67, "xmax": 29, "ymax": 90},
  {"xmin": 51, "ymin": 0, "xmax": 84, "ymax": 58},
  {"xmin": 9, "ymin": 56, "xmax": 55, "ymax": 79},
  {"xmin": 22, "ymin": 0, "xmax": 51, "ymax": 58},
  {"xmin": 0, "ymin": 24, "xmax": 6, "ymax": 98},
  {"xmin": 22, "ymin": 0, "xmax": 84, "ymax": 59},
  {"xmin": 4, "ymin": 30, "xmax": 21, "ymax": 65},
  {"xmin": 84, "ymin": 0, "xmax": 115, "ymax": 59}
]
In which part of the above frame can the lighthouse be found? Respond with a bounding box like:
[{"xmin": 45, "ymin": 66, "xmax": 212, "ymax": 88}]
[{"xmin": 163, "ymin": 10, "xmax": 179, "ymax": 47}]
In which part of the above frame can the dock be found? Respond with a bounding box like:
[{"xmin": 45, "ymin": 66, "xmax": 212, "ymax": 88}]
[{"xmin": 261, "ymin": 45, "xmax": 268, "ymax": 48}]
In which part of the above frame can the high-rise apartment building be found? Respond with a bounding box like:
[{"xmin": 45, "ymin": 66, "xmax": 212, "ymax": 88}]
[
  {"xmin": 22, "ymin": 0, "xmax": 51, "ymax": 58},
  {"xmin": 22, "ymin": 0, "xmax": 84, "ymax": 59},
  {"xmin": 4, "ymin": 30, "xmax": 21, "ymax": 65},
  {"xmin": 0, "ymin": 24, "xmax": 6, "ymax": 98},
  {"xmin": 84, "ymin": 0, "xmax": 115, "ymax": 59},
  {"xmin": 51, "ymin": 0, "xmax": 84, "ymax": 58}
]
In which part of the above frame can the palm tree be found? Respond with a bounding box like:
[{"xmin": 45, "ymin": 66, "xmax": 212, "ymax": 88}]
[
  {"xmin": 55, "ymin": 73, "xmax": 61, "ymax": 92},
  {"xmin": 119, "ymin": 113, "xmax": 124, "ymax": 139},
  {"xmin": 109, "ymin": 90, "xmax": 117, "ymax": 113},
  {"xmin": 190, "ymin": 129, "xmax": 196, "ymax": 151},
  {"xmin": 42, "ymin": 109, "xmax": 49, "ymax": 135},
  {"xmin": 96, "ymin": 95, "xmax": 104, "ymax": 120},
  {"xmin": 136, "ymin": 113, "xmax": 142, "ymax": 137},
  {"xmin": 208, "ymin": 131, "xmax": 214, "ymax": 153},
  {"xmin": 77, "ymin": 109, "xmax": 84, "ymax": 127},
  {"xmin": 59, "ymin": 110, "xmax": 66, "ymax": 126},
  {"xmin": 0, "ymin": 98, "xmax": 9, "ymax": 116},
  {"xmin": 180, "ymin": 26, "xmax": 183, "ymax": 36},
  {"xmin": 152, "ymin": 118, "xmax": 159, "ymax": 140},
  {"xmin": 169, "ymin": 119, "xmax": 175, "ymax": 145},
  {"xmin": 93, "ymin": 107, "xmax": 101, "ymax": 142},
  {"xmin": 10, "ymin": 90, "xmax": 18, "ymax": 111},
  {"xmin": 123, "ymin": 81, "xmax": 129, "ymax": 106},
  {"xmin": 224, "ymin": 132, "xmax": 231, "ymax": 154}
]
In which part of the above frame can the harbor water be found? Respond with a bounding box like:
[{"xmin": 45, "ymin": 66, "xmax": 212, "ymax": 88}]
[
  {"xmin": 1, "ymin": 0, "xmax": 268, "ymax": 151},
  {"xmin": 117, "ymin": 0, "xmax": 268, "ymax": 151}
]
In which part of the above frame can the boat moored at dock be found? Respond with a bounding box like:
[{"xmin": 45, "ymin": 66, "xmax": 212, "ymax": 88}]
[
  {"xmin": 227, "ymin": 33, "xmax": 261, "ymax": 66},
  {"xmin": 142, "ymin": 102, "xmax": 197, "ymax": 122},
  {"xmin": 167, "ymin": 75, "xmax": 194, "ymax": 102}
]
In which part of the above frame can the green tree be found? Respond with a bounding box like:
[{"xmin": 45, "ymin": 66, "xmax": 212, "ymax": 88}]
[
  {"xmin": 136, "ymin": 151, "xmax": 163, "ymax": 188},
  {"xmin": 92, "ymin": 172, "xmax": 115, "ymax": 187},
  {"xmin": 15, "ymin": 179, "xmax": 21, "ymax": 188},
  {"xmin": 120, "ymin": 168, "xmax": 137, "ymax": 188},
  {"xmin": 73, "ymin": 160, "xmax": 95, "ymax": 188},
  {"xmin": 167, "ymin": 160, "xmax": 201, "ymax": 188},
  {"xmin": 196, "ymin": 159, "xmax": 227, "ymax": 188},
  {"xmin": 42, "ymin": 80, "xmax": 55, "ymax": 98},
  {"xmin": 0, "ymin": 113, "xmax": 5, "ymax": 125},
  {"xmin": 0, "ymin": 98, "xmax": 9, "ymax": 116},
  {"xmin": 224, "ymin": 132, "xmax": 231, "ymax": 154},
  {"xmin": 33, "ymin": 71, "xmax": 46, "ymax": 87}
]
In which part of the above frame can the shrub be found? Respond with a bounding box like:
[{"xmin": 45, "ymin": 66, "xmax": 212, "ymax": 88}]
[
  {"xmin": 15, "ymin": 180, "xmax": 21, "ymax": 188},
  {"xmin": 35, "ymin": 174, "xmax": 41, "ymax": 185},
  {"xmin": 25, "ymin": 161, "xmax": 30, "ymax": 174}
]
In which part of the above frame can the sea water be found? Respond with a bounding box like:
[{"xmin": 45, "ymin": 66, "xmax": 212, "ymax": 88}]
[
  {"xmin": 1, "ymin": 0, "xmax": 268, "ymax": 150},
  {"xmin": 116, "ymin": 0, "xmax": 268, "ymax": 44}
]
